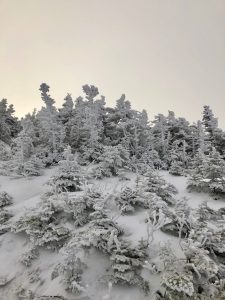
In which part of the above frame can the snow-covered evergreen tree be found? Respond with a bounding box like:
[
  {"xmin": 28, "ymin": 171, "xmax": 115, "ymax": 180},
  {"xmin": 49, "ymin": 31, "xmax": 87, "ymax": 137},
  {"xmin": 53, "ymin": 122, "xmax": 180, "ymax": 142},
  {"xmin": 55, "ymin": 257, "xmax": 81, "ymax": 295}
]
[
  {"xmin": 169, "ymin": 160, "xmax": 184, "ymax": 176},
  {"xmin": 202, "ymin": 105, "xmax": 218, "ymax": 139},
  {"xmin": 0, "ymin": 140, "xmax": 11, "ymax": 162},
  {"xmin": 91, "ymin": 144, "xmax": 130, "ymax": 178},
  {"xmin": 188, "ymin": 148, "xmax": 225, "ymax": 195},
  {"xmin": 114, "ymin": 187, "xmax": 138, "ymax": 214},
  {"xmin": 0, "ymin": 208, "xmax": 13, "ymax": 234},
  {"xmin": 36, "ymin": 83, "xmax": 65, "ymax": 160},
  {"xmin": 54, "ymin": 253, "xmax": 87, "ymax": 294},
  {"xmin": 110, "ymin": 240, "xmax": 149, "ymax": 292},
  {"xmin": 143, "ymin": 171, "xmax": 177, "ymax": 205},
  {"xmin": 12, "ymin": 195, "xmax": 71, "ymax": 250},
  {"xmin": 58, "ymin": 93, "xmax": 74, "ymax": 144},
  {"xmin": 0, "ymin": 191, "xmax": 13, "ymax": 208},
  {"xmin": 6, "ymin": 117, "xmax": 45, "ymax": 176},
  {"xmin": 152, "ymin": 113, "xmax": 167, "ymax": 162},
  {"xmin": 161, "ymin": 199, "xmax": 192, "ymax": 238},
  {"xmin": 0, "ymin": 192, "xmax": 13, "ymax": 234},
  {"xmin": 0, "ymin": 98, "xmax": 21, "ymax": 145},
  {"xmin": 162, "ymin": 272, "xmax": 194, "ymax": 299},
  {"xmin": 47, "ymin": 152, "xmax": 83, "ymax": 193}
]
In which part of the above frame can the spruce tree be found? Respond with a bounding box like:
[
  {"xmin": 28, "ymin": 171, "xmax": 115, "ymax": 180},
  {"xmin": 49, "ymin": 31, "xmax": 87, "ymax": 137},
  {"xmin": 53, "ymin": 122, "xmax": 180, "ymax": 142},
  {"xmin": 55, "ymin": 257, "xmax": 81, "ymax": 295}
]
[
  {"xmin": 37, "ymin": 83, "xmax": 65, "ymax": 158},
  {"xmin": 0, "ymin": 98, "xmax": 21, "ymax": 144}
]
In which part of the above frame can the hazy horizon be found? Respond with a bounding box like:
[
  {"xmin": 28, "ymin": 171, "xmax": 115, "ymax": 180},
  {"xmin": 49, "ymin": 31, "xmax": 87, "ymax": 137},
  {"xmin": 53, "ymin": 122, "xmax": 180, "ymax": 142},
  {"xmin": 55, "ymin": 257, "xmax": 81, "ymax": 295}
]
[{"xmin": 1, "ymin": 0, "xmax": 225, "ymax": 127}]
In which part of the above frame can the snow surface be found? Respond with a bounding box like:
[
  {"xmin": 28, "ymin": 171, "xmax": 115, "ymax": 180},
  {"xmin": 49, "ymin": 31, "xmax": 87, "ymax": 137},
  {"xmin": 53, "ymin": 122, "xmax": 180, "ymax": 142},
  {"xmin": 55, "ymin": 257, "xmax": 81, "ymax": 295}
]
[
  {"xmin": 161, "ymin": 171, "xmax": 225, "ymax": 210},
  {"xmin": 0, "ymin": 169, "xmax": 224, "ymax": 300}
]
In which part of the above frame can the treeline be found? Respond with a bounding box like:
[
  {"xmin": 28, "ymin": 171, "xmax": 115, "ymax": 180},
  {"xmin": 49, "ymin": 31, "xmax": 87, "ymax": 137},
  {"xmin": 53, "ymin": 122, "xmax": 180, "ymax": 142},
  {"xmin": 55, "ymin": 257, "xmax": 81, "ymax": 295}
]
[{"xmin": 0, "ymin": 83, "xmax": 225, "ymax": 176}]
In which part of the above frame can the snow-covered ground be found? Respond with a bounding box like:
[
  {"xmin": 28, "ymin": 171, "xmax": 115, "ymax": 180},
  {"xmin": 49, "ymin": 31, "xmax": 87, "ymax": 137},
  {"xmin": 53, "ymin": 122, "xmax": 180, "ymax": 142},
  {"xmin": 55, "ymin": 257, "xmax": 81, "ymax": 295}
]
[
  {"xmin": 0, "ymin": 169, "xmax": 224, "ymax": 300},
  {"xmin": 161, "ymin": 171, "xmax": 225, "ymax": 210}
]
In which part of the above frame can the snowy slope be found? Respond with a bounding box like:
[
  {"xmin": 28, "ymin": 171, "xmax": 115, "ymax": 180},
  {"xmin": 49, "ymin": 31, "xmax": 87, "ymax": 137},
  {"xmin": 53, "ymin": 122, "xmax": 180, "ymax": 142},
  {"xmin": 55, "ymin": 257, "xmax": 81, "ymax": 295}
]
[{"xmin": 0, "ymin": 169, "xmax": 224, "ymax": 300}]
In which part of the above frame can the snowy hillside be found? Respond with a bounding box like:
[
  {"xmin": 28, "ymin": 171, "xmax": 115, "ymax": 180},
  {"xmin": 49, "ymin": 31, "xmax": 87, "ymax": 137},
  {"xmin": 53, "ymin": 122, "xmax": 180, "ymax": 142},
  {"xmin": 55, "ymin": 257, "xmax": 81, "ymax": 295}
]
[
  {"xmin": 0, "ymin": 164, "xmax": 225, "ymax": 300},
  {"xmin": 1, "ymin": 84, "xmax": 225, "ymax": 300}
]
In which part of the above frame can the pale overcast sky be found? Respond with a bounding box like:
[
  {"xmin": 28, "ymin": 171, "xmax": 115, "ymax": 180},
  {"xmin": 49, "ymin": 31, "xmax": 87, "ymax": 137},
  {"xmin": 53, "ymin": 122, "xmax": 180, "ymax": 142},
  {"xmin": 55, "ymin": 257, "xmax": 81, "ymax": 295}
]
[{"xmin": 0, "ymin": 0, "xmax": 225, "ymax": 127}]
